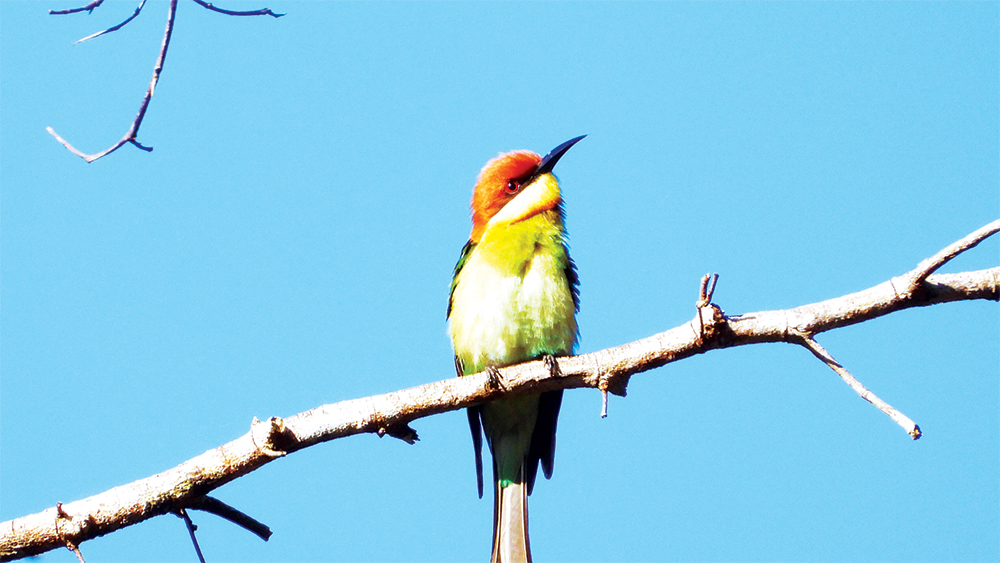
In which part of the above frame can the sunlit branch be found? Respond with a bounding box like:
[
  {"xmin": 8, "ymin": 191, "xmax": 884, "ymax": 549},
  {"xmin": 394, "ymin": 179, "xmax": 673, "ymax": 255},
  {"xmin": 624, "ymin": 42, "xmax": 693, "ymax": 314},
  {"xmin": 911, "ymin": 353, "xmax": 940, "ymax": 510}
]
[
  {"xmin": 1, "ymin": 221, "xmax": 996, "ymax": 560},
  {"xmin": 795, "ymin": 333, "xmax": 921, "ymax": 439}
]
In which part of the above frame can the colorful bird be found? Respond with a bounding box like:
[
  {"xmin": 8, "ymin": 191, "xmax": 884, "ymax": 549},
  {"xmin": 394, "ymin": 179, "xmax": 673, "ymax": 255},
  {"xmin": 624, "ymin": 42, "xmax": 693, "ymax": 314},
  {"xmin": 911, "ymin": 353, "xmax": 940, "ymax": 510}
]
[{"xmin": 448, "ymin": 136, "xmax": 584, "ymax": 562}]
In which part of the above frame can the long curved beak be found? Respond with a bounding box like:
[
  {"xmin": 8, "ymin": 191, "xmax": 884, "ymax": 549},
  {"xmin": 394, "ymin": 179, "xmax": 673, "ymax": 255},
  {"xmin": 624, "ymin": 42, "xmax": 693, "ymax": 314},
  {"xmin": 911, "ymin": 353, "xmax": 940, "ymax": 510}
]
[{"xmin": 535, "ymin": 135, "xmax": 586, "ymax": 177}]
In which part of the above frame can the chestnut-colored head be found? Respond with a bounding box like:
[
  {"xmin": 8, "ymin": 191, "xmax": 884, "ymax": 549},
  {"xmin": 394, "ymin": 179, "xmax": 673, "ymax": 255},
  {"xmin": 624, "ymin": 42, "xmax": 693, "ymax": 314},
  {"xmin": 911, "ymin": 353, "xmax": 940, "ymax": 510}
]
[
  {"xmin": 470, "ymin": 150, "xmax": 543, "ymax": 241},
  {"xmin": 468, "ymin": 136, "xmax": 586, "ymax": 242}
]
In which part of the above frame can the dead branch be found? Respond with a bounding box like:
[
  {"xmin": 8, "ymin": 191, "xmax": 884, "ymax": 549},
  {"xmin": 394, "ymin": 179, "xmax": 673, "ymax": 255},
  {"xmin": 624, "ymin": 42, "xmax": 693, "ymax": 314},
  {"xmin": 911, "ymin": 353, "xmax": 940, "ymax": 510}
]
[
  {"xmin": 907, "ymin": 219, "xmax": 1000, "ymax": 291},
  {"xmin": 49, "ymin": 1, "xmax": 104, "ymax": 15},
  {"xmin": 46, "ymin": 0, "xmax": 176, "ymax": 162},
  {"xmin": 73, "ymin": 0, "xmax": 147, "ymax": 44},
  {"xmin": 46, "ymin": 0, "xmax": 283, "ymax": 163},
  {"xmin": 187, "ymin": 496, "xmax": 272, "ymax": 542},
  {"xmin": 1, "ymin": 221, "xmax": 996, "ymax": 561},
  {"xmin": 191, "ymin": 0, "xmax": 284, "ymax": 17},
  {"xmin": 794, "ymin": 333, "xmax": 921, "ymax": 438},
  {"xmin": 175, "ymin": 509, "xmax": 206, "ymax": 563}
]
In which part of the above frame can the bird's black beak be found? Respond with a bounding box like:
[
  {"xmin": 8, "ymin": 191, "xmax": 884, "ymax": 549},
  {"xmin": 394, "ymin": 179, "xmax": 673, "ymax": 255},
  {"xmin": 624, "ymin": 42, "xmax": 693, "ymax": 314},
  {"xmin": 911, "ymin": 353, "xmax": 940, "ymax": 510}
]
[{"xmin": 531, "ymin": 135, "xmax": 586, "ymax": 180}]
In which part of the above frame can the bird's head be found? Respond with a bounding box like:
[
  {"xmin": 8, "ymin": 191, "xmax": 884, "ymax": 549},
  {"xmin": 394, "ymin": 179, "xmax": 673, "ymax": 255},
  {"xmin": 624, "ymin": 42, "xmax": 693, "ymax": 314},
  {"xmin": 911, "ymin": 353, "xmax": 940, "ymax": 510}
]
[{"xmin": 470, "ymin": 135, "xmax": 585, "ymax": 241}]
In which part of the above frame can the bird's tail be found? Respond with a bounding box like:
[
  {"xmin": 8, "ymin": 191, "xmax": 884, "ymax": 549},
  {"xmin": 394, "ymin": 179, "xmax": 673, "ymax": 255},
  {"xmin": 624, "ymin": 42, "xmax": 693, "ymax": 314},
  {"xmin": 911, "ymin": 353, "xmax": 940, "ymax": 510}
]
[{"xmin": 491, "ymin": 476, "xmax": 531, "ymax": 563}]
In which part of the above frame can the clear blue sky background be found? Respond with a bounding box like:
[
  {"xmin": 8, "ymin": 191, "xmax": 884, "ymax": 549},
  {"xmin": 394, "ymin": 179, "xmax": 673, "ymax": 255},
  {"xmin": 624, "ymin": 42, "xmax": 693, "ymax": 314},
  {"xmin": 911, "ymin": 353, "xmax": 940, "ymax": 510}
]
[{"xmin": 2, "ymin": 2, "xmax": 998, "ymax": 562}]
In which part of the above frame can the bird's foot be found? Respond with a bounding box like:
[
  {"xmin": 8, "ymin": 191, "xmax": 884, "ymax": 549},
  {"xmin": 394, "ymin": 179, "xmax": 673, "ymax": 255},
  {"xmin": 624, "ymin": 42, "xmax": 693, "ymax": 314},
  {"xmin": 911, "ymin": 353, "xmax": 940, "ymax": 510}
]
[
  {"xmin": 485, "ymin": 366, "xmax": 504, "ymax": 391},
  {"xmin": 542, "ymin": 354, "xmax": 562, "ymax": 378}
]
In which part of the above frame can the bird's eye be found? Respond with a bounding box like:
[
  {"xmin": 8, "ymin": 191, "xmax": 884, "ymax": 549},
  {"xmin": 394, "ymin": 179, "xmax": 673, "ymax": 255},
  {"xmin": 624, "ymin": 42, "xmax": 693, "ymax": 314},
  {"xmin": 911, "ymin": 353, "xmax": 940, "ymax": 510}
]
[{"xmin": 505, "ymin": 180, "xmax": 520, "ymax": 194}]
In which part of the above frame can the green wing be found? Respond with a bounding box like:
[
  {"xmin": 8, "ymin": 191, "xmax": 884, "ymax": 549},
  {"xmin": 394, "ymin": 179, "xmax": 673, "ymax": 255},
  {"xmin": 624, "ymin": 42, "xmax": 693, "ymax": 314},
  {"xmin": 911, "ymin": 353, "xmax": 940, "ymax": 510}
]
[
  {"xmin": 447, "ymin": 240, "xmax": 476, "ymax": 321},
  {"xmin": 448, "ymin": 239, "xmax": 486, "ymax": 498}
]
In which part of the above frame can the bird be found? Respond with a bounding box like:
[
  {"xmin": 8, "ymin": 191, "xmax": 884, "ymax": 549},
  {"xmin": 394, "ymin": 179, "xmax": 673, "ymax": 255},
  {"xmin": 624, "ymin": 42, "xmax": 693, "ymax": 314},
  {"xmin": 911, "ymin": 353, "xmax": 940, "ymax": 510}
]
[{"xmin": 448, "ymin": 135, "xmax": 584, "ymax": 562}]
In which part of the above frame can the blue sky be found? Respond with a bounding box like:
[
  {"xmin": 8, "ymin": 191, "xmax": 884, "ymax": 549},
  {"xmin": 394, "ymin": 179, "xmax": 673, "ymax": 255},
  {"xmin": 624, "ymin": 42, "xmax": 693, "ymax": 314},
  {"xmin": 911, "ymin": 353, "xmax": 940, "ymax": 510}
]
[{"xmin": 2, "ymin": 2, "xmax": 998, "ymax": 561}]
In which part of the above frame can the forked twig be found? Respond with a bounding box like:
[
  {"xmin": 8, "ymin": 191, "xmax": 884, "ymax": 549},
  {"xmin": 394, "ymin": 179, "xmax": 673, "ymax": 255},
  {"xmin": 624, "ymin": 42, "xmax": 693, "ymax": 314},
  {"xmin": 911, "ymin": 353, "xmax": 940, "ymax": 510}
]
[
  {"xmin": 47, "ymin": 0, "xmax": 283, "ymax": 162},
  {"xmin": 781, "ymin": 223, "xmax": 998, "ymax": 440},
  {"xmin": 907, "ymin": 219, "xmax": 1000, "ymax": 292},
  {"xmin": 46, "ymin": 0, "xmax": 177, "ymax": 162},
  {"xmin": 695, "ymin": 272, "xmax": 720, "ymax": 339},
  {"xmin": 697, "ymin": 272, "xmax": 718, "ymax": 307}
]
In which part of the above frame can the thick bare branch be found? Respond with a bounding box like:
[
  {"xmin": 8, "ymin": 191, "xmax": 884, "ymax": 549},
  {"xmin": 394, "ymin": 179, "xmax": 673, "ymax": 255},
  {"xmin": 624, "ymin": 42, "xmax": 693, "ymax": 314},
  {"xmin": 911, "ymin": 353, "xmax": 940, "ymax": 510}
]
[{"xmin": 1, "ymin": 222, "xmax": 997, "ymax": 561}]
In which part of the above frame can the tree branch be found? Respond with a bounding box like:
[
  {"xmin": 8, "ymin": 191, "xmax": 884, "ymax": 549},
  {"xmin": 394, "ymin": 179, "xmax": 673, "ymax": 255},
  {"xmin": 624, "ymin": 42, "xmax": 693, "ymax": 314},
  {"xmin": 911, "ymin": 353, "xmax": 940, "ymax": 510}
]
[
  {"xmin": 175, "ymin": 509, "xmax": 206, "ymax": 563},
  {"xmin": 46, "ymin": 0, "xmax": 283, "ymax": 162},
  {"xmin": 46, "ymin": 0, "xmax": 177, "ymax": 162},
  {"xmin": 907, "ymin": 219, "xmax": 1000, "ymax": 291},
  {"xmin": 73, "ymin": 0, "xmax": 147, "ymax": 45},
  {"xmin": 187, "ymin": 496, "xmax": 272, "ymax": 542},
  {"xmin": 191, "ymin": 0, "xmax": 284, "ymax": 18},
  {"xmin": 49, "ymin": 1, "xmax": 104, "ymax": 15},
  {"xmin": 1, "ymin": 221, "xmax": 997, "ymax": 560},
  {"xmin": 794, "ymin": 333, "xmax": 921, "ymax": 439}
]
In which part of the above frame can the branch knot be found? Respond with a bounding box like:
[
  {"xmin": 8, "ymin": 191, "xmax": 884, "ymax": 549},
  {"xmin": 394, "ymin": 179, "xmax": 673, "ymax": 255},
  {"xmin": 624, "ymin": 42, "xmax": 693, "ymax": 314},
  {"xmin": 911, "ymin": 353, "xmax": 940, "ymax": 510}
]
[{"xmin": 250, "ymin": 417, "xmax": 289, "ymax": 458}]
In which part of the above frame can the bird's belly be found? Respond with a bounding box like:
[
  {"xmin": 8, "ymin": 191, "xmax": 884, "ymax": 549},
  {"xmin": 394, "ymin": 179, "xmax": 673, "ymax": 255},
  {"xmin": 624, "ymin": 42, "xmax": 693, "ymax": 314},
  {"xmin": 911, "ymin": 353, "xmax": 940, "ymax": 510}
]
[{"xmin": 449, "ymin": 251, "xmax": 576, "ymax": 374}]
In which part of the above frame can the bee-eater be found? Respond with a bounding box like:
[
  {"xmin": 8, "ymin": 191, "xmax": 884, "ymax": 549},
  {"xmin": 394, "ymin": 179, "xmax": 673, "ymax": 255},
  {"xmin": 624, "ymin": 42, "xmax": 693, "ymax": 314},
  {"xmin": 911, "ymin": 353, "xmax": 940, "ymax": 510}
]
[{"xmin": 448, "ymin": 136, "xmax": 584, "ymax": 562}]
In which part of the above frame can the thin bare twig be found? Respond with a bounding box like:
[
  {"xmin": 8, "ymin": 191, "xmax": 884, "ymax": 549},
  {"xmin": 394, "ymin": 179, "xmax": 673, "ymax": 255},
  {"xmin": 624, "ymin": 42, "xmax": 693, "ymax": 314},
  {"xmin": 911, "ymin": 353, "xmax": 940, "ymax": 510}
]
[
  {"xmin": 49, "ymin": 0, "xmax": 104, "ymax": 15},
  {"xmin": 176, "ymin": 509, "xmax": 206, "ymax": 563},
  {"xmin": 74, "ymin": 0, "xmax": 147, "ymax": 45},
  {"xmin": 47, "ymin": 0, "xmax": 176, "ymax": 162},
  {"xmin": 695, "ymin": 272, "xmax": 721, "ymax": 342},
  {"xmin": 697, "ymin": 272, "xmax": 718, "ymax": 307},
  {"xmin": 188, "ymin": 496, "xmax": 272, "ymax": 542},
  {"xmin": 795, "ymin": 333, "xmax": 921, "ymax": 439},
  {"xmin": 191, "ymin": 0, "xmax": 285, "ymax": 18}
]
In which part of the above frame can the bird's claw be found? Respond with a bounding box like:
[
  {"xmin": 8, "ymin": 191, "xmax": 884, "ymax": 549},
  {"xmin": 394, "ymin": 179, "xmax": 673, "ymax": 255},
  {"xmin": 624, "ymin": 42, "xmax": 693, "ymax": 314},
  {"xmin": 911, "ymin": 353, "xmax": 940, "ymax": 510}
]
[
  {"xmin": 486, "ymin": 366, "xmax": 504, "ymax": 391},
  {"xmin": 542, "ymin": 354, "xmax": 562, "ymax": 378}
]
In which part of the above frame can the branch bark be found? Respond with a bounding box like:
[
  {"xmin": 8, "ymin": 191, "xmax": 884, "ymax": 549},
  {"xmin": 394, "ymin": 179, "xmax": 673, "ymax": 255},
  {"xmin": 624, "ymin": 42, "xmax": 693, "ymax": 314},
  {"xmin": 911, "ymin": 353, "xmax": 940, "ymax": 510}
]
[{"xmin": 1, "ymin": 221, "xmax": 997, "ymax": 561}]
